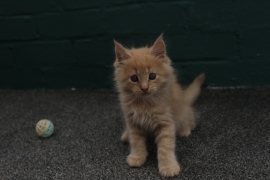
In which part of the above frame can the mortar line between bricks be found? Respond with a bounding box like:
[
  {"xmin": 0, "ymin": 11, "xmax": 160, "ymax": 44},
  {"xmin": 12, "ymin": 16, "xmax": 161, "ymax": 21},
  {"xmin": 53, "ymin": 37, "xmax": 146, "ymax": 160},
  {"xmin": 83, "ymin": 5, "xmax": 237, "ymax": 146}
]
[
  {"xmin": 235, "ymin": 33, "xmax": 242, "ymax": 61},
  {"xmin": 0, "ymin": 34, "xmax": 109, "ymax": 44},
  {"xmin": 0, "ymin": 7, "xmax": 100, "ymax": 18},
  {"xmin": 70, "ymin": 40, "xmax": 78, "ymax": 66},
  {"xmin": 0, "ymin": 38, "xmax": 77, "ymax": 44},
  {"xmin": 0, "ymin": 0, "xmax": 190, "ymax": 18},
  {"xmin": 173, "ymin": 60, "xmax": 226, "ymax": 65}
]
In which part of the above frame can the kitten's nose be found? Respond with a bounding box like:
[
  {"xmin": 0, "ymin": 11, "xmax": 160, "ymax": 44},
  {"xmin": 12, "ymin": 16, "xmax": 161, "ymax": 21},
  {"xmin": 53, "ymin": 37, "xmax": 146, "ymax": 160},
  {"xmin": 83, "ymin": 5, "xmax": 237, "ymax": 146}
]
[{"xmin": 141, "ymin": 87, "xmax": 149, "ymax": 92}]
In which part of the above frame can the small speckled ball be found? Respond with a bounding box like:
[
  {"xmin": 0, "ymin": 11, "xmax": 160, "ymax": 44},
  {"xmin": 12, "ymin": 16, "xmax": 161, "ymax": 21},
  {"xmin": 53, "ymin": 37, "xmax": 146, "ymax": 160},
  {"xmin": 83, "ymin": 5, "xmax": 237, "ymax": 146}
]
[{"xmin": 36, "ymin": 119, "xmax": 54, "ymax": 137}]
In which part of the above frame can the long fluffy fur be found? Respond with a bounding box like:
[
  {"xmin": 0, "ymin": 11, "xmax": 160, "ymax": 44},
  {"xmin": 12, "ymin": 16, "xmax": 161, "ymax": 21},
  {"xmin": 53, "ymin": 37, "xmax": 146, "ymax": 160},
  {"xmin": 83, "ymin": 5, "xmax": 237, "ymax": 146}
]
[{"xmin": 113, "ymin": 35, "xmax": 205, "ymax": 177}]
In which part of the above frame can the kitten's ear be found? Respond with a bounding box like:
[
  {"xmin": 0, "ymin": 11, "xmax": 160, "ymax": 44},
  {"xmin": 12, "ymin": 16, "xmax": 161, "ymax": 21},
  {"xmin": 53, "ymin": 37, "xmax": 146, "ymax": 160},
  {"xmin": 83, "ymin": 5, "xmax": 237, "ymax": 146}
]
[
  {"xmin": 150, "ymin": 34, "xmax": 166, "ymax": 59},
  {"xmin": 114, "ymin": 40, "xmax": 131, "ymax": 65}
]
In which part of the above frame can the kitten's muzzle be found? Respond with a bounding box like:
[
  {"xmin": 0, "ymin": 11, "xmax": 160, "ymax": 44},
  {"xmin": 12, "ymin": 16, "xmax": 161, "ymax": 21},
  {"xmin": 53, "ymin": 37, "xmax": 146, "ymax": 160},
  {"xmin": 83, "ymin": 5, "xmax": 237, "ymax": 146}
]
[{"xmin": 141, "ymin": 87, "xmax": 149, "ymax": 92}]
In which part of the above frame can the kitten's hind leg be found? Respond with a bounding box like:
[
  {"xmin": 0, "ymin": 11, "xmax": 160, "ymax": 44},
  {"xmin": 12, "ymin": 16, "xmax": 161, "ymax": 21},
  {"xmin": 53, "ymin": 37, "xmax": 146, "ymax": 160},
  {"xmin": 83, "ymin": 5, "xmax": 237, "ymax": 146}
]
[
  {"xmin": 175, "ymin": 105, "xmax": 196, "ymax": 137},
  {"xmin": 121, "ymin": 128, "xmax": 129, "ymax": 143}
]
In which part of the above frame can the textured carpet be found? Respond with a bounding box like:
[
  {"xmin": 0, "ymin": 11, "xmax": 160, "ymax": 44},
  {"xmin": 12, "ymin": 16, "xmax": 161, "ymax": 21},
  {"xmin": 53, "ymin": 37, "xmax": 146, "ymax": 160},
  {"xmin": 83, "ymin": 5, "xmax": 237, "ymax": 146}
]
[{"xmin": 0, "ymin": 88, "xmax": 270, "ymax": 179}]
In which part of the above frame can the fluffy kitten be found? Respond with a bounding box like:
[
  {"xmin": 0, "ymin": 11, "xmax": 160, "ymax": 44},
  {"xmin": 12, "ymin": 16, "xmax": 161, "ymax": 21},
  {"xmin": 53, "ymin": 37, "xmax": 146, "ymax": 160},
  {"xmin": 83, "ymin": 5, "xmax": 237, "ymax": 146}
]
[{"xmin": 113, "ymin": 34, "xmax": 205, "ymax": 177}]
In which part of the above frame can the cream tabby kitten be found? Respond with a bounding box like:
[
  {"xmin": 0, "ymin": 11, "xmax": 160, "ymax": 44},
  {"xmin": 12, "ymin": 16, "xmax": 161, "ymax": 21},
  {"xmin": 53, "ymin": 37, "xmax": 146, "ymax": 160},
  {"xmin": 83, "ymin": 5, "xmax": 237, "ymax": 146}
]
[{"xmin": 113, "ymin": 34, "xmax": 205, "ymax": 177}]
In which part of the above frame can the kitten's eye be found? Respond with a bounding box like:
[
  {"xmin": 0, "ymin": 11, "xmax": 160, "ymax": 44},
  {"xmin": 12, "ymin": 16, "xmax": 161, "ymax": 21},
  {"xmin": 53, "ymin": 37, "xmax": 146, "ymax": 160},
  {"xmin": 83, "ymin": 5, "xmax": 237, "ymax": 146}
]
[
  {"xmin": 130, "ymin": 75, "xmax": 138, "ymax": 82},
  {"xmin": 149, "ymin": 73, "xmax": 156, "ymax": 80}
]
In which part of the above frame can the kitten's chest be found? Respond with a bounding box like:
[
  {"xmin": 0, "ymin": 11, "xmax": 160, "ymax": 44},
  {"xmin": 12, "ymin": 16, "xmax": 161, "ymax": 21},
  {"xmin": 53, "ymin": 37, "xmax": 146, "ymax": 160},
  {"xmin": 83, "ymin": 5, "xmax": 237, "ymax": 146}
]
[
  {"xmin": 125, "ymin": 103, "xmax": 164, "ymax": 131},
  {"xmin": 121, "ymin": 95, "xmax": 171, "ymax": 131},
  {"xmin": 128, "ymin": 108, "xmax": 156, "ymax": 130}
]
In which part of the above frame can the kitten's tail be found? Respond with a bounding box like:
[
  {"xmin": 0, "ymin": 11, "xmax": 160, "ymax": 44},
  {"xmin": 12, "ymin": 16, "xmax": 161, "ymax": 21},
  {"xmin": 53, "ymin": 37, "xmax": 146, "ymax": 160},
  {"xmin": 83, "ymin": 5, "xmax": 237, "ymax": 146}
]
[{"xmin": 183, "ymin": 74, "xmax": 205, "ymax": 105}]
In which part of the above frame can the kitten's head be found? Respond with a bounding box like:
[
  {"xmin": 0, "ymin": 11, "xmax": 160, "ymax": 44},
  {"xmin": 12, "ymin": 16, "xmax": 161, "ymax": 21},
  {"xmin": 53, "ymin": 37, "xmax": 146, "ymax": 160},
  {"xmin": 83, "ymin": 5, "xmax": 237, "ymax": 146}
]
[{"xmin": 113, "ymin": 35, "xmax": 173, "ymax": 96}]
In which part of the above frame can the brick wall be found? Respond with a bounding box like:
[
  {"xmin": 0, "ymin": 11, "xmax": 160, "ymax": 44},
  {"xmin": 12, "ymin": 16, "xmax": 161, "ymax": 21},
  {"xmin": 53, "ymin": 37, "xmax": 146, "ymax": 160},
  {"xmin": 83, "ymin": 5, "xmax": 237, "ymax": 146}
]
[{"xmin": 0, "ymin": 0, "xmax": 269, "ymax": 89}]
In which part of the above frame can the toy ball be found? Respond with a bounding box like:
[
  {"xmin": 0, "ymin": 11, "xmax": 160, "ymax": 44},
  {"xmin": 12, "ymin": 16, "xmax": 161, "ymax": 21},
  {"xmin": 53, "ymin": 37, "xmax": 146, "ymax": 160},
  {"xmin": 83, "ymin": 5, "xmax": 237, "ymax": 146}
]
[{"xmin": 36, "ymin": 119, "xmax": 54, "ymax": 137}]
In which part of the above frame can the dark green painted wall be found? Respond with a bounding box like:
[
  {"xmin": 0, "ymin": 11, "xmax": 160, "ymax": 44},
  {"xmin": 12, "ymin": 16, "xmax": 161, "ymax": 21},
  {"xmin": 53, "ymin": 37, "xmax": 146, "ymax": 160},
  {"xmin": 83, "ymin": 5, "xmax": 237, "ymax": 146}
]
[{"xmin": 0, "ymin": 0, "xmax": 270, "ymax": 89}]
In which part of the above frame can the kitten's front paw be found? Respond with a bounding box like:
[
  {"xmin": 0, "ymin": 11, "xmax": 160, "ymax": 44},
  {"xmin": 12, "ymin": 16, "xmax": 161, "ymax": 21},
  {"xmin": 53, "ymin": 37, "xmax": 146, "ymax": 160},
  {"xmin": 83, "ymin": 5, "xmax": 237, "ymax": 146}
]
[
  {"xmin": 159, "ymin": 161, "xmax": 180, "ymax": 177},
  {"xmin": 127, "ymin": 153, "xmax": 147, "ymax": 167}
]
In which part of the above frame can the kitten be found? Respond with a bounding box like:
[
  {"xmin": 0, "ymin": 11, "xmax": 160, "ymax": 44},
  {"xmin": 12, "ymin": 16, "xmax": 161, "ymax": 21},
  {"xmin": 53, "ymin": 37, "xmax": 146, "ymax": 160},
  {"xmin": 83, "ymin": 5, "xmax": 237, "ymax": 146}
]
[{"xmin": 113, "ymin": 34, "xmax": 205, "ymax": 177}]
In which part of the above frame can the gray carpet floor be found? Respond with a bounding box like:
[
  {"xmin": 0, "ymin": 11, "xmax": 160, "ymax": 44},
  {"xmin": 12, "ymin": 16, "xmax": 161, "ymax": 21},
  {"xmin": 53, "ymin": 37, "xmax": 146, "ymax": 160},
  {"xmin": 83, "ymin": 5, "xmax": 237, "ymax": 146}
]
[{"xmin": 0, "ymin": 88, "xmax": 270, "ymax": 180}]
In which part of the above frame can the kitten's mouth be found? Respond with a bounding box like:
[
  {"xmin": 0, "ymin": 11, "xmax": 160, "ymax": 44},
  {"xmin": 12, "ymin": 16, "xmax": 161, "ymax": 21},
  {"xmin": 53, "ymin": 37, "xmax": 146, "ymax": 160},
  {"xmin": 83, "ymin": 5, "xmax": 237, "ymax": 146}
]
[
  {"xmin": 140, "ymin": 91, "xmax": 151, "ymax": 95},
  {"xmin": 133, "ymin": 90, "xmax": 154, "ymax": 96}
]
